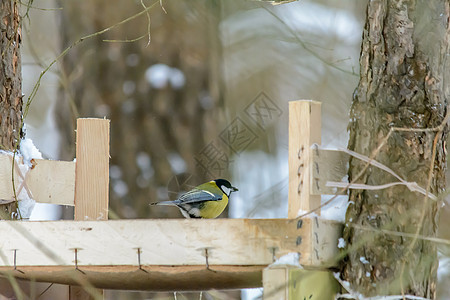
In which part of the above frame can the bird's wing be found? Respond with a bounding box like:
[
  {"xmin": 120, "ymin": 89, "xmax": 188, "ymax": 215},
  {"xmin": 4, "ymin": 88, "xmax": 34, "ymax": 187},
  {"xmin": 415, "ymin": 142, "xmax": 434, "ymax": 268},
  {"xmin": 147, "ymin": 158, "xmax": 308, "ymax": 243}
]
[{"xmin": 176, "ymin": 188, "xmax": 222, "ymax": 204}]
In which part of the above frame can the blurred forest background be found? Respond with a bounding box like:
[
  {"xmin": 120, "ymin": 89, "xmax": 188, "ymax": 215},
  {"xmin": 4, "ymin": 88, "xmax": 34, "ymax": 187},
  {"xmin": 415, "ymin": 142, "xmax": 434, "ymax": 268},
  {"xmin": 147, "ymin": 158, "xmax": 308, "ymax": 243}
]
[{"xmin": 20, "ymin": 0, "xmax": 449, "ymax": 299}]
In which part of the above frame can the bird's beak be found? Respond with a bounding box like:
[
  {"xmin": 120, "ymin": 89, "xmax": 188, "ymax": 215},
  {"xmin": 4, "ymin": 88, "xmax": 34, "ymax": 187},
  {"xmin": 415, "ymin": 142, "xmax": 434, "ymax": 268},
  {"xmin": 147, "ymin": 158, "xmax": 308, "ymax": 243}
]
[{"xmin": 231, "ymin": 186, "xmax": 239, "ymax": 192}]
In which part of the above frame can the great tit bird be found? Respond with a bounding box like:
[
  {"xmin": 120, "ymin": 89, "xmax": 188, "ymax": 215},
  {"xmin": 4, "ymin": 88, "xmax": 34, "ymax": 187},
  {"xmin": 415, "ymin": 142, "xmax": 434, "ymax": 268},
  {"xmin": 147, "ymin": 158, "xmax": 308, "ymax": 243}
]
[{"xmin": 151, "ymin": 179, "xmax": 238, "ymax": 219}]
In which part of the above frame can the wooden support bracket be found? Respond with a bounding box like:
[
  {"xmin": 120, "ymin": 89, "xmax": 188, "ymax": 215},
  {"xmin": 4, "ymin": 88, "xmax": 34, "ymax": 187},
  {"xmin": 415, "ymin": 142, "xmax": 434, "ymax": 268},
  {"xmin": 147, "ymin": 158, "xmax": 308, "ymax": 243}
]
[
  {"xmin": 288, "ymin": 100, "xmax": 322, "ymax": 218},
  {"xmin": 0, "ymin": 155, "xmax": 75, "ymax": 206},
  {"xmin": 311, "ymin": 148, "xmax": 350, "ymax": 195},
  {"xmin": 282, "ymin": 100, "xmax": 344, "ymax": 300},
  {"xmin": 74, "ymin": 118, "xmax": 110, "ymax": 221},
  {"xmin": 263, "ymin": 266, "xmax": 339, "ymax": 300}
]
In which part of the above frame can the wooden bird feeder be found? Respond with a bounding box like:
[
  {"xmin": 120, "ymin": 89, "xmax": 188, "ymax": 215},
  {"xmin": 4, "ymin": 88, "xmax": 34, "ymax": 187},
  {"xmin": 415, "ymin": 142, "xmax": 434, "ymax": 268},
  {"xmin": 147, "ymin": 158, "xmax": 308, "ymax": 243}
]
[{"xmin": 0, "ymin": 101, "xmax": 347, "ymax": 299}]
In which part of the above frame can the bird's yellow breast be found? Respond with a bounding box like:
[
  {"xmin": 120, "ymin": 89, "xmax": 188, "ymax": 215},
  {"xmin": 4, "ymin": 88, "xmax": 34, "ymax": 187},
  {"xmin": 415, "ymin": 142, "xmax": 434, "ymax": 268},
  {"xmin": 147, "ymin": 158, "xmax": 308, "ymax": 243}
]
[{"xmin": 199, "ymin": 195, "xmax": 229, "ymax": 219}]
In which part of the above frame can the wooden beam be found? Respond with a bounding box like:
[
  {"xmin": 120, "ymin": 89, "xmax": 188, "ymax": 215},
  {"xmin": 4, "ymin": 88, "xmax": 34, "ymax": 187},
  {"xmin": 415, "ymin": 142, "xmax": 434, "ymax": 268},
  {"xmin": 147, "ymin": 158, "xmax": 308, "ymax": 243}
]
[
  {"xmin": 0, "ymin": 147, "xmax": 351, "ymax": 206},
  {"xmin": 288, "ymin": 100, "xmax": 322, "ymax": 218},
  {"xmin": 0, "ymin": 154, "xmax": 75, "ymax": 206},
  {"xmin": 0, "ymin": 218, "xmax": 341, "ymax": 290},
  {"xmin": 263, "ymin": 266, "xmax": 340, "ymax": 300},
  {"xmin": 74, "ymin": 118, "xmax": 110, "ymax": 221},
  {"xmin": 72, "ymin": 118, "xmax": 110, "ymax": 299},
  {"xmin": 0, "ymin": 219, "xmax": 340, "ymax": 267},
  {"xmin": 28, "ymin": 158, "xmax": 76, "ymax": 206},
  {"xmin": 309, "ymin": 215, "xmax": 343, "ymax": 266},
  {"xmin": 0, "ymin": 265, "xmax": 264, "ymax": 291}
]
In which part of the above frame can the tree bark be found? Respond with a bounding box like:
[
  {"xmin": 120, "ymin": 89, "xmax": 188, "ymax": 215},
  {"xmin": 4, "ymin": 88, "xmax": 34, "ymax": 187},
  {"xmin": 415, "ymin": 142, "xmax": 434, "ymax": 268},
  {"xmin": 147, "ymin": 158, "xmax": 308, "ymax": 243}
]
[
  {"xmin": 0, "ymin": 0, "xmax": 23, "ymax": 219},
  {"xmin": 342, "ymin": 0, "xmax": 449, "ymax": 298}
]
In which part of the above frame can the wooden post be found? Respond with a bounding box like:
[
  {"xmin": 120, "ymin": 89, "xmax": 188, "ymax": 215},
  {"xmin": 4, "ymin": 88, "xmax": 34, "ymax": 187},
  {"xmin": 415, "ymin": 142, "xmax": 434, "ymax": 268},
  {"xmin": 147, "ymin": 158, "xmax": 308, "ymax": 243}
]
[
  {"xmin": 71, "ymin": 118, "xmax": 110, "ymax": 299},
  {"xmin": 263, "ymin": 267, "xmax": 339, "ymax": 300},
  {"xmin": 74, "ymin": 118, "xmax": 110, "ymax": 221},
  {"xmin": 288, "ymin": 100, "xmax": 321, "ymax": 218},
  {"xmin": 263, "ymin": 101, "xmax": 340, "ymax": 300}
]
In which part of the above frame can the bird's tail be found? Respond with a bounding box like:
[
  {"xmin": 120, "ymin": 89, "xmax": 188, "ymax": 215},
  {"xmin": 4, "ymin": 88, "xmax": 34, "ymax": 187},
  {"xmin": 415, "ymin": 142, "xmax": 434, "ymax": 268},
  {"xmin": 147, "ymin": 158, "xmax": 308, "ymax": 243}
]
[{"xmin": 150, "ymin": 201, "xmax": 178, "ymax": 206}]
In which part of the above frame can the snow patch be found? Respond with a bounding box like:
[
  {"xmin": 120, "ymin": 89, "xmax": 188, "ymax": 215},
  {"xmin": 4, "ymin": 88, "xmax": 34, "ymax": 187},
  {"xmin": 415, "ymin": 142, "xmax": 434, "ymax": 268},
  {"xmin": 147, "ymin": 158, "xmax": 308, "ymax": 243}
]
[
  {"xmin": 20, "ymin": 138, "xmax": 43, "ymax": 168},
  {"xmin": 241, "ymin": 288, "xmax": 263, "ymax": 300},
  {"xmin": 338, "ymin": 237, "xmax": 346, "ymax": 249},
  {"xmin": 359, "ymin": 256, "xmax": 369, "ymax": 264},
  {"xmin": 0, "ymin": 147, "xmax": 41, "ymax": 219},
  {"xmin": 269, "ymin": 252, "xmax": 302, "ymax": 268},
  {"xmin": 113, "ymin": 180, "xmax": 128, "ymax": 197},
  {"xmin": 167, "ymin": 152, "xmax": 187, "ymax": 175},
  {"xmin": 321, "ymin": 195, "xmax": 349, "ymax": 222},
  {"xmin": 145, "ymin": 64, "xmax": 185, "ymax": 89}
]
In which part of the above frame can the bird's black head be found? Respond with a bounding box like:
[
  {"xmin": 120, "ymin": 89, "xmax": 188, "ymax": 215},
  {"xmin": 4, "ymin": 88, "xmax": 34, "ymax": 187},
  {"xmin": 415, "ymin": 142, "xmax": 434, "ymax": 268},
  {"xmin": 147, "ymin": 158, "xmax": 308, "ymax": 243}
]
[{"xmin": 214, "ymin": 179, "xmax": 238, "ymax": 196}]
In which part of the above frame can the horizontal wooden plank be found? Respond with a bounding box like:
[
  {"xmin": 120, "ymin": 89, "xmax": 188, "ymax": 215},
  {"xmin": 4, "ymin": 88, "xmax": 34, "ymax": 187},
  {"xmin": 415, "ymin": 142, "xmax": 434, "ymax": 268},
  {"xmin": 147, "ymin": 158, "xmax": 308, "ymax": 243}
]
[
  {"xmin": 0, "ymin": 265, "xmax": 264, "ymax": 291},
  {"xmin": 28, "ymin": 158, "xmax": 75, "ymax": 206},
  {"xmin": 0, "ymin": 219, "xmax": 341, "ymax": 267},
  {"xmin": 311, "ymin": 148, "xmax": 349, "ymax": 195},
  {"xmin": 311, "ymin": 215, "xmax": 343, "ymax": 266},
  {"xmin": 0, "ymin": 154, "xmax": 75, "ymax": 206}
]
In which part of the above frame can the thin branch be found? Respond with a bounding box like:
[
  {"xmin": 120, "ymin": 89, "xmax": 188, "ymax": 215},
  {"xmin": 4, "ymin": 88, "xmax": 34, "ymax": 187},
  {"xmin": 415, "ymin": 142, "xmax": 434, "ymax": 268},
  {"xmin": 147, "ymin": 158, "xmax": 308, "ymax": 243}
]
[
  {"xmin": 326, "ymin": 146, "xmax": 437, "ymax": 200},
  {"xmin": 352, "ymin": 224, "xmax": 450, "ymax": 246},
  {"xmin": 160, "ymin": 0, "xmax": 167, "ymax": 13},
  {"xmin": 103, "ymin": 34, "xmax": 148, "ymax": 43},
  {"xmin": 141, "ymin": 0, "xmax": 152, "ymax": 46},
  {"xmin": 22, "ymin": 0, "xmax": 160, "ymax": 120},
  {"xmin": 18, "ymin": 1, "xmax": 62, "ymax": 11},
  {"xmin": 327, "ymin": 181, "xmax": 436, "ymax": 200},
  {"xmin": 293, "ymin": 128, "xmax": 393, "ymax": 220}
]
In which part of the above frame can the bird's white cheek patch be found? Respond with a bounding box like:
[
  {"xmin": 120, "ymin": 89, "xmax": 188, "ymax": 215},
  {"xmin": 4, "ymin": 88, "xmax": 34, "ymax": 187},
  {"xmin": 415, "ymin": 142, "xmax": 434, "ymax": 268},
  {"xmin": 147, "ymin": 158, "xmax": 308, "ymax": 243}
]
[{"xmin": 222, "ymin": 186, "xmax": 231, "ymax": 197}]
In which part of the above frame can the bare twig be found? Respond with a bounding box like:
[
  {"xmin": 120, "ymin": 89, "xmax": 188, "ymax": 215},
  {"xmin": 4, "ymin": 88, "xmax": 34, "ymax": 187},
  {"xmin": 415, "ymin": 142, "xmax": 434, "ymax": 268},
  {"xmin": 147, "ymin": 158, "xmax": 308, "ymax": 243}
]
[
  {"xmin": 22, "ymin": 0, "xmax": 160, "ymax": 120},
  {"xmin": 352, "ymin": 224, "xmax": 450, "ymax": 246},
  {"xmin": 160, "ymin": 0, "xmax": 167, "ymax": 13},
  {"xmin": 326, "ymin": 147, "xmax": 437, "ymax": 200},
  {"xmin": 141, "ymin": 0, "xmax": 152, "ymax": 46},
  {"xmin": 19, "ymin": 1, "xmax": 62, "ymax": 11}
]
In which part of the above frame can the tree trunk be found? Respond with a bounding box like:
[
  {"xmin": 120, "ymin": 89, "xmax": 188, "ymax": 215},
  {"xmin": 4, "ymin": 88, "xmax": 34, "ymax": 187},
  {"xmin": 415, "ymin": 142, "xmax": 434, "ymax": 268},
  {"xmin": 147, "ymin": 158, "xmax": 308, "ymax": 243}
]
[
  {"xmin": 342, "ymin": 0, "xmax": 449, "ymax": 298},
  {"xmin": 0, "ymin": 0, "xmax": 23, "ymax": 220}
]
